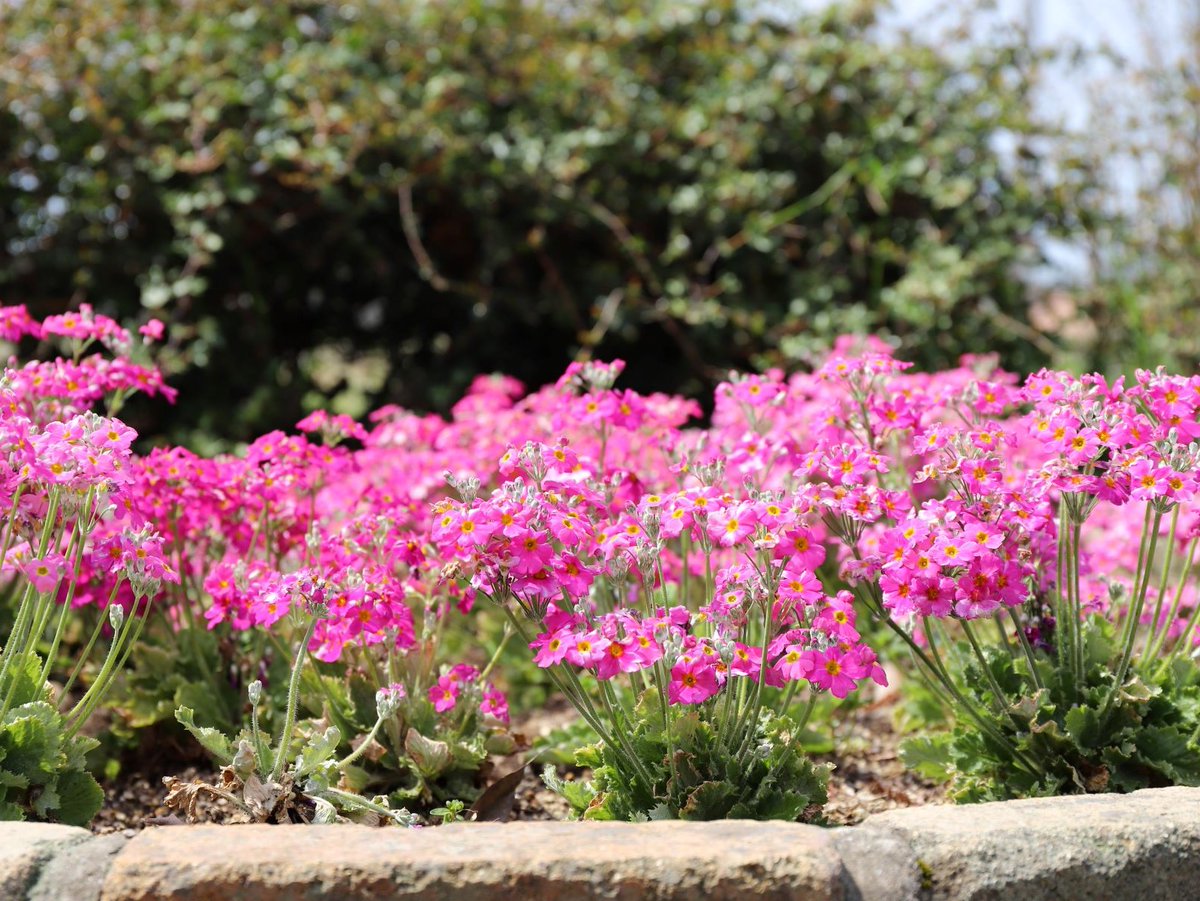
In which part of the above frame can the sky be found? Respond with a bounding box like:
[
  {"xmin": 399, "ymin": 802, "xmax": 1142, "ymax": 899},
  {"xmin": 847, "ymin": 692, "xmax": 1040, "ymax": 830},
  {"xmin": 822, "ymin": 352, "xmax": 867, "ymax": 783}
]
[{"xmin": 782, "ymin": 0, "xmax": 1197, "ymax": 280}]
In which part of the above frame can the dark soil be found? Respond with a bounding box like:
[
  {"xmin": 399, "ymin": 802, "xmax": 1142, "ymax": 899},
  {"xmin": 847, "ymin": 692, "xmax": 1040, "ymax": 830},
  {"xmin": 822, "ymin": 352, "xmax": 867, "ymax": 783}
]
[{"xmin": 818, "ymin": 692, "xmax": 946, "ymax": 825}]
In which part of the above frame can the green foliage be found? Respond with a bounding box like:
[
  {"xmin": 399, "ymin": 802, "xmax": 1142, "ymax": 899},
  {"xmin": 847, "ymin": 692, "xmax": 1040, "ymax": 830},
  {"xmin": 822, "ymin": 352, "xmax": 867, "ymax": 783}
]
[
  {"xmin": 171, "ymin": 702, "xmax": 417, "ymax": 825},
  {"xmin": 532, "ymin": 717, "xmax": 601, "ymax": 766},
  {"xmin": 110, "ymin": 627, "xmax": 242, "ymax": 740},
  {"xmin": 170, "ymin": 655, "xmax": 511, "ymax": 823},
  {"xmin": 303, "ymin": 670, "xmax": 510, "ymax": 810},
  {"xmin": 0, "ymin": 657, "xmax": 104, "ymax": 826},
  {"xmin": 444, "ymin": 606, "xmax": 554, "ymax": 715},
  {"xmin": 899, "ymin": 617, "xmax": 1200, "ymax": 802},
  {"xmin": 545, "ymin": 690, "xmax": 828, "ymax": 822},
  {"xmin": 0, "ymin": 0, "xmax": 1082, "ymax": 444}
]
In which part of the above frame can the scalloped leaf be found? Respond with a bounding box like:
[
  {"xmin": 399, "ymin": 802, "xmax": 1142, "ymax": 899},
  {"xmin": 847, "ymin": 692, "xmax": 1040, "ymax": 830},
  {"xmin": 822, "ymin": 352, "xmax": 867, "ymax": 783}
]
[
  {"xmin": 175, "ymin": 706, "xmax": 233, "ymax": 765},
  {"xmin": 54, "ymin": 769, "xmax": 104, "ymax": 827}
]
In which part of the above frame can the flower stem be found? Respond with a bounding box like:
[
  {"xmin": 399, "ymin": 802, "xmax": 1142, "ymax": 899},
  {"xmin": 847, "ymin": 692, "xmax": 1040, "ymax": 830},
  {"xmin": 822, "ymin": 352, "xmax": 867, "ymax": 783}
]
[{"xmin": 271, "ymin": 616, "xmax": 319, "ymax": 782}]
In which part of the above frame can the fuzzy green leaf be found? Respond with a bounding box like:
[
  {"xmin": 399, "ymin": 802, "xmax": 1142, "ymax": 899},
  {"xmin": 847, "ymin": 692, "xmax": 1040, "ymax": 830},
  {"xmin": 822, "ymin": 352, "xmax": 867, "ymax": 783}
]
[
  {"xmin": 175, "ymin": 706, "xmax": 234, "ymax": 765},
  {"xmin": 404, "ymin": 728, "xmax": 451, "ymax": 779},
  {"xmin": 0, "ymin": 703, "xmax": 62, "ymax": 781}
]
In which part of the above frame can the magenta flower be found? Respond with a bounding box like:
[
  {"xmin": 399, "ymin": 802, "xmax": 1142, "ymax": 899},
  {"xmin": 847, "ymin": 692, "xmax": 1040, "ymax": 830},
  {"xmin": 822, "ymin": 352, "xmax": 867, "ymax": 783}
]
[
  {"xmin": 668, "ymin": 657, "xmax": 719, "ymax": 705},
  {"xmin": 808, "ymin": 648, "xmax": 861, "ymax": 699},
  {"xmin": 23, "ymin": 554, "xmax": 65, "ymax": 594},
  {"xmin": 429, "ymin": 676, "xmax": 459, "ymax": 713}
]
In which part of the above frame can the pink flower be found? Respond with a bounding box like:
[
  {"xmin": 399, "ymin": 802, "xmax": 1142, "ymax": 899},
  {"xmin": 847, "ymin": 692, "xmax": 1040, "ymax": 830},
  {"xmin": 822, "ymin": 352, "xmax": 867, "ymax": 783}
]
[
  {"xmin": 807, "ymin": 648, "xmax": 863, "ymax": 699},
  {"xmin": 668, "ymin": 657, "xmax": 719, "ymax": 705},
  {"xmin": 777, "ymin": 567, "xmax": 823, "ymax": 606},
  {"xmin": 429, "ymin": 676, "xmax": 460, "ymax": 713},
  {"xmin": 728, "ymin": 642, "xmax": 762, "ymax": 678},
  {"xmin": 480, "ymin": 685, "xmax": 510, "ymax": 724},
  {"xmin": 708, "ymin": 502, "xmax": 757, "ymax": 547},
  {"xmin": 595, "ymin": 639, "xmax": 649, "ymax": 680},
  {"xmin": 930, "ymin": 534, "xmax": 980, "ymax": 567},
  {"xmin": 776, "ymin": 645, "xmax": 816, "ymax": 683},
  {"xmin": 564, "ymin": 631, "xmax": 609, "ymax": 667},
  {"xmin": 24, "ymin": 554, "xmax": 65, "ymax": 594}
]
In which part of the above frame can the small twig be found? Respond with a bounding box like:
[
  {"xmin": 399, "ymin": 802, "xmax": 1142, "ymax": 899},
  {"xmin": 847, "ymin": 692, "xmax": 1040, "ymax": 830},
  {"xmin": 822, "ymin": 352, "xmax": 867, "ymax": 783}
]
[
  {"xmin": 578, "ymin": 288, "xmax": 624, "ymax": 357},
  {"xmin": 398, "ymin": 181, "xmax": 452, "ymax": 292}
]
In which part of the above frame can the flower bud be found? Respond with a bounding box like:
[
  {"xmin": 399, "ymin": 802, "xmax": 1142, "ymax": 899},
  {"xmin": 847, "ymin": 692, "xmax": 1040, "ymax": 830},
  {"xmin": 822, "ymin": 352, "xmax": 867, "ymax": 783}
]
[{"xmin": 376, "ymin": 683, "xmax": 405, "ymax": 718}]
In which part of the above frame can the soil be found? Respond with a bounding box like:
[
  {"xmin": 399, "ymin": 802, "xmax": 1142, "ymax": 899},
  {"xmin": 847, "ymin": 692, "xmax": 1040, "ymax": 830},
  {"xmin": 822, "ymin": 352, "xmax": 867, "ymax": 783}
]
[
  {"xmin": 90, "ymin": 686, "xmax": 943, "ymax": 833},
  {"xmin": 817, "ymin": 692, "xmax": 946, "ymax": 825}
]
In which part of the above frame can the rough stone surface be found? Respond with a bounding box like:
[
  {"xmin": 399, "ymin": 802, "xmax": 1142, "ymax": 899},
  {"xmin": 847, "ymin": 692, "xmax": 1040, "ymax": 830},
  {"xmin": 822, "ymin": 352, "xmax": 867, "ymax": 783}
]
[
  {"xmin": 852, "ymin": 786, "xmax": 1200, "ymax": 900},
  {"xmin": 28, "ymin": 834, "xmax": 129, "ymax": 901},
  {"xmin": 4, "ymin": 788, "xmax": 1198, "ymax": 900},
  {"xmin": 830, "ymin": 826, "xmax": 920, "ymax": 900},
  {"xmin": 0, "ymin": 822, "xmax": 92, "ymax": 900},
  {"xmin": 97, "ymin": 820, "xmax": 843, "ymax": 901}
]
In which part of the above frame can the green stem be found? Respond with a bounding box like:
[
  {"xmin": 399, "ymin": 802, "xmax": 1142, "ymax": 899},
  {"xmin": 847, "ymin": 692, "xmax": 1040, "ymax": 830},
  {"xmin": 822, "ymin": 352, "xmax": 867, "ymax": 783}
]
[
  {"xmin": 500, "ymin": 603, "xmax": 653, "ymax": 786},
  {"xmin": 250, "ymin": 699, "xmax": 268, "ymax": 769},
  {"xmin": 58, "ymin": 581, "xmax": 123, "ymax": 706},
  {"xmin": 1146, "ymin": 505, "xmax": 1180, "ymax": 648},
  {"xmin": 1070, "ymin": 520, "xmax": 1085, "ymax": 685},
  {"xmin": 0, "ymin": 489, "xmax": 62, "ymax": 701},
  {"xmin": 1149, "ymin": 536, "xmax": 1198, "ymax": 663},
  {"xmin": 271, "ymin": 617, "xmax": 319, "ymax": 781},
  {"xmin": 65, "ymin": 597, "xmax": 148, "ymax": 736},
  {"xmin": 39, "ymin": 496, "xmax": 96, "ymax": 685},
  {"xmin": 334, "ymin": 713, "xmax": 386, "ymax": 770},
  {"xmin": 1009, "ymin": 607, "xmax": 1045, "ymax": 691},
  {"xmin": 1103, "ymin": 505, "xmax": 1164, "ymax": 718}
]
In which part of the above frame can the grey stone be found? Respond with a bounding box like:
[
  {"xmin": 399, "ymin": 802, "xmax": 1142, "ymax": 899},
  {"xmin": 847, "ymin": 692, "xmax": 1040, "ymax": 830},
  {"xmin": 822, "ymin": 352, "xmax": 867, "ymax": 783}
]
[
  {"xmin": 831, "ymin": 825, "xmax": 921, "ymax": 900},
  {"xmin": 858, "ymin": 786, "xmax": 1200, "ymax": 900},
  {"xmin": 28, "ymin": 834, "xmax": 128, "ymax": 901},
  {"xmin": 0, "ymin": 822, "xmax": 91, "ymax": 900},
  {"xmin": 6, "ymin": 787, "xmax": 1199, "ymax": 901}
]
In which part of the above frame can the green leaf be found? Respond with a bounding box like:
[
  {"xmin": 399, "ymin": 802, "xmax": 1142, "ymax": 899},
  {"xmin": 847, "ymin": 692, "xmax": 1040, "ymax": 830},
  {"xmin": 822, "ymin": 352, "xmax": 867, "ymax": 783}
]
[
  {"xmin": 338, "ymin": 763, "xmax": 370, "ymax": 794},
  {"xmin": 0, "ymin": 801, "xmax": 24, "ymax": 821},
  {"xmin": 63, "ymin": 734, "xmax": 99, "ymax": 772},
  {"xmin": 296, "ymin": 726, "xmax": 342, "ymax": 778},
  {"xmin": 1134, "ymin": 726, "xmax": 1200, "ymax": 785},
  {"xmin": 0, "ymin": 767, "xmax": 29, "ymax": 791},
  {"xmin": 572, "ymin": 743, "xmax": 604, "ymax": 770},
  {"xmin": 0, "ymin": 703, "xmax": 62, "ymax": 780},
  {"xmin": 899, "ymin": 735, "xmax": 953, "ymax": 781},
  {"xmin": 0, "ymin": 656, "xmax": 46, "ymax": 710},
  {"xmin": 54, "ymin": 769, "xmax": 104, "ymax": 827},
  {"xmin": 32, "ymin": 781, "xmax": 60, "ymax": 819},
  {"xmin": 1083, "ymin": 618, "xmax": 1114, "ymax": 668},
  {"xmin": 1064, "ymin": 705, "xmax": 1101, "ymax": 750},
  {"xmin": 541, "ymin": 764, "xmax": 596, "ymax": 815},
  {"xmin": 403, "ymin": 728, "xmax": 450, "ymax": 779},
  {"xmin": 174, "ymin": 681, "xmax": 231, "ymax": 735},
  {"xmin": 175, "ymin": 706, "xmax": 233, "ymax": 765},
  {"xmin": 580, "ymin": 791, "xmax": 619, "ymax": 821},
  {"xmin": 679, "ymin": 781, "xmax": 736, "ymax": 820}
]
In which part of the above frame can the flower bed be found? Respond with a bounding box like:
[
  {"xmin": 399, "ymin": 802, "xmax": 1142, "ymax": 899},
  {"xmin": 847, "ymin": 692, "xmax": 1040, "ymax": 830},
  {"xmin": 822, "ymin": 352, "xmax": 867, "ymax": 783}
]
[{"xmin": 1, "ymin": 305, "xmax": 1198, "ymax": 832}]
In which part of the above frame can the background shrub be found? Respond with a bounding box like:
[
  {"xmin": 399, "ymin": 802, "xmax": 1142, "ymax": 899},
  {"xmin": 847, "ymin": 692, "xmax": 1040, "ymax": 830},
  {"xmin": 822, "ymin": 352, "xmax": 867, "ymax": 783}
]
[{"xmin": 0, "ymin": 0, "xmax": 1091, "ymax": 445}]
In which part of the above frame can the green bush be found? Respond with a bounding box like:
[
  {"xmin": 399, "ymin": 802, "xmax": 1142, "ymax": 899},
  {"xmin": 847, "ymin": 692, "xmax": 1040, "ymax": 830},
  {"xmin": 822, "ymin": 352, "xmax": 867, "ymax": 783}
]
[{"xmin": 0, "ymin": 0, "xmax": 1083, "ymax": 444}]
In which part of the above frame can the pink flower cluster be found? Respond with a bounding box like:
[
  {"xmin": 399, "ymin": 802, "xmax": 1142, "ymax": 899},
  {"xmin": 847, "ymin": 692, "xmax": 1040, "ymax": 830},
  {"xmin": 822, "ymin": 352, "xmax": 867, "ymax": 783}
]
[
  {"xmin": 8, "ymin": 299, "xmax": 1199, "ymax": 732},
  {"xmin": 428, "ymin": 663, "xmax": 509, "ymax": 723},
  {"xmin": 0, "ymin": 306, "xmax": 178, "ymax": 615}
]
